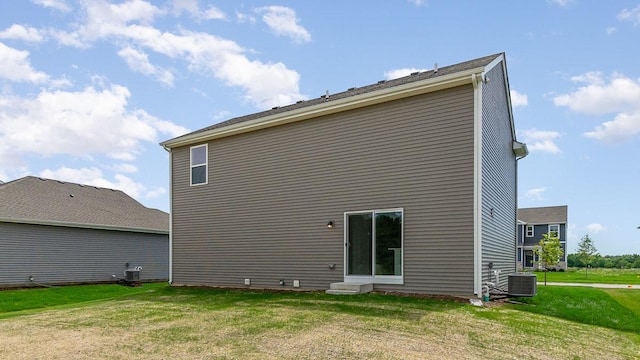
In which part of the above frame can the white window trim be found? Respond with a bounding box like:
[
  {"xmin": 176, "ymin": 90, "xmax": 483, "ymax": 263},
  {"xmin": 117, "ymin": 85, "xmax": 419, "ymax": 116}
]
[
  {"xmin": 343, "ymin": 208, "xmax": 404, "ymax": 285},
  {"xmin": 548, "ymin": 224, "xmax": 560, "ymax": 238},
  {"xmin": 526, "ymin": 225, "xmax": 534, "ymax": 237},
  {"xmin": 190, "ymin": 144, "xmax": 208, "ymax": 186}
]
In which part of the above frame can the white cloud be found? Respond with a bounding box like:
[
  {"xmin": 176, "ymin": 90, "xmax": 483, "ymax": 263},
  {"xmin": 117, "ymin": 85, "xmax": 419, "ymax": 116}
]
[
  {"xmin": 213, "ymin": 110, "xmax": 232, "ymax": 121},
  {"xmin": 606, "ymin": 27, "xmax": 617, "ymax": 35},
  {"xmin": 384, "ymin": 67, "xmax": 428, "ymax": 80},
  {"xmin": 51, "ymin": 2, "xmax": 306, "ymax": 109},
  {"xmin": 31, "ymin": 0, "xmax": 71, "ymax": 13},
  {"xmin": 583, "ymin": 112, "xmax": 640, "ymax": 143},
  {"xmin": 586, "ymin": 223, "xmax": 606, "ymax": 233},
  {"xmin": 618, "ymin": 4, "xmax": 640, "ymax": 26},
  {"xmin": 553, "ymin": 71, "xmax": 640, "ymax": 143},
  {"xmin": 117, "ymin": 46, "xmax": 174, "ymax": 85},
  {"xmin": 520, "ymin": 129, "xmax": 561, "ymax": 153},
  {"xmin": 525, "ymin": 187, "xmax": 546, "ymax": 201},
  {"xmin": 0, "ymin": 24, "xmax": 45, "ymax": 42},
  {"xmin": 145, "ymin": 186, "xmax": 166, "ymax": 199},
  {"xmin": 236, "ymin": 11, "xmax": 256, "ymax": 24},
  {"xmin": 0, "ymin": 42, "xmax": 49, "ymax": 83},
  {"xmin": 109, "ymin": 163, "xmax": 138, "ymax": 173},
  {"xmin": 0, "ymin": 84, "xmax": 189, "ymax": 165},
  {"xmin": 408, "ymin": 0, "xmax": 425, "ymax": 6},
  {"xmin": 256, "ymin": 6, "xmax": 311, "ymax": 43},
  {"xmin": 202, "ymin": 6, "xmax": 226, "ymax": 20},
  {"xmin": 547, "ymin": 0, "xmax": 573, "ymax": 7},
  {"xmin": 510, "ymin": 89, "xmax": 528, "ymax": 107},
  {"xmin": 554, "ymin": 72, "xmax": 640, "ymax": 114},
  {"xmin": 171, "ymin": 0, "xmax": 226, "ymax": 20}
]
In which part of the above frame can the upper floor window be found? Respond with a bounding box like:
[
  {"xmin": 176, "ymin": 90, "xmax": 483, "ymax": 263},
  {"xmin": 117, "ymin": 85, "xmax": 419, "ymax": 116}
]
[
  {"xmin": 190, "ymin": 144, "xmax": 207, "ymax": 186},
  {"xmin": 526, "ymin": 225, "xmax": 533, "ymax": 237},
  {"xmin": 548, "ymin": 224, "xmax": 559, "ymax": 238}
]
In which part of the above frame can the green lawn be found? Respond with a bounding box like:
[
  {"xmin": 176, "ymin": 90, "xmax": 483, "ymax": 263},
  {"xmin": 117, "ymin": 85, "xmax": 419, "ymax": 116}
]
[
  {"xmin": 510, "ymin": 286, "xmax": 640, "ymax": 333},
  {"xmin": 533, "ymin": 267, "xmax": 640, "ymax": 284},
  {"xmin": 0, "ymin": 282, "xmax": 165, "ymax": 318},
  {"xmin": 1, "ymin": 283, "xmax": 640, "ymax": 359}
]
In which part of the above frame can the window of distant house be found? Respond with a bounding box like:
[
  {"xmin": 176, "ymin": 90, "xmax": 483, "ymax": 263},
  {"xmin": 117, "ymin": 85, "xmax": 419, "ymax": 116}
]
[
  {"xmin": 526, "ymin": 225, "xmax": 533, "ymax": 237},
  {"xmin": 190, "ymin": 144, "xmax": 207, "ymax": 186},
  {"xmin": 549, "ymin": 224, "xmax": 559, "ymax": 238}
]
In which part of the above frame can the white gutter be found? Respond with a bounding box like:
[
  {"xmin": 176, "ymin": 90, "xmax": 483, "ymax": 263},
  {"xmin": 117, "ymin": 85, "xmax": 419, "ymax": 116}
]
[
  {"xmin": 166, "ymin": 148, "xmax": 174, "ymax": 284},
  {"xmin": 0, "ymin": 217, "xmax": 168, "ymax": 235},
  {"xmin": 471, "ymin": 72, "xmax": 484, "ymax": 298},
  {"xmin": 160, "ymin": 67, "xmax": 486, "ymax": 149}
]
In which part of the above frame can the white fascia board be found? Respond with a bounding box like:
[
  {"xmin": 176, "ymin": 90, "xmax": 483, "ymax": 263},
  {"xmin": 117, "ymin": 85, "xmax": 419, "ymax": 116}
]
[
  {"xmin": 161, "ymin": 67, "xmax": 485, "ymax": 149},
  {"xmin": 0, "ymin": 217, "xmax": 169, "ymax": 235}
]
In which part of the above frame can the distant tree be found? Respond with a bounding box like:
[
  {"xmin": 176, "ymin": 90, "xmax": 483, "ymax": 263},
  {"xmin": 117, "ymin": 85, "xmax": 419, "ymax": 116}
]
[
  {"xmin": 567, "ymin": 253, "xmax": 579, "ymax": 267},
  {"xmin": 576, "ymin": 234, "xmax": 598, "ymax": 278},
  {"xmin": 534, "ymin": 233, "xmax": 563, "ymax": 285}
]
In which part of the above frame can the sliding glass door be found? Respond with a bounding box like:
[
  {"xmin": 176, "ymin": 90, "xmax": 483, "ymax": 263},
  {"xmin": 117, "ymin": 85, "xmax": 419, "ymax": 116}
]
[{"xmin": 345, "ymin": 209, "xmax": 403, "ymax": 284}]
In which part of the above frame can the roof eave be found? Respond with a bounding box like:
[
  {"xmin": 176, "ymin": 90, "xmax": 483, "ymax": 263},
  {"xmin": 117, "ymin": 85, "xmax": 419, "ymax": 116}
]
[
  {"xmin": 161, "ymin": 66, "xmax": 486, "ymax": 149},
  {"xmin": 0, "ymin": 217, "xmax": 169, "ymax": 235}
]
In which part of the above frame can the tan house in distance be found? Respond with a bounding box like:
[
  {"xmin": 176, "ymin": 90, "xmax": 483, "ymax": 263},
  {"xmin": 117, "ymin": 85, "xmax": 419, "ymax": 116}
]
[{"xmin": 161, "ymin": 53, "xmax": 528, "ymax": 297}]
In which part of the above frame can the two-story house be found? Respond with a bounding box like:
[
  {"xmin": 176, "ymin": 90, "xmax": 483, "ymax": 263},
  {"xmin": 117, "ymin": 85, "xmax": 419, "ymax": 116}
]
[
  {"xmin": 517, "ymin": 205, "xmax": 568, "ymax": 270},
  {"xmin": 161, "ymin": 53, "xmax": 528, "ymax": 297}
]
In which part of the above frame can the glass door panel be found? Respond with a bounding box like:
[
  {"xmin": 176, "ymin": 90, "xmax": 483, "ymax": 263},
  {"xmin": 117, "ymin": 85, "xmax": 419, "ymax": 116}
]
[
  {"xmin": 374, "ymin": 211, "xmax": 402, "ymax": 276},
  {"xmin": 347, "ymin": 213, "xmax": 372, "ymax": 276}
]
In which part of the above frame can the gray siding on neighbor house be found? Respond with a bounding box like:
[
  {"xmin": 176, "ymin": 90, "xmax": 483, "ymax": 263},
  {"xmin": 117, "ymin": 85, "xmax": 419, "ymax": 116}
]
[
  {"xmin": 171, "ymin": 85, "xmax": 476, "ymax": 295},
  {"xmin": 0, "ymin": 222, "xmax": 168, "ymax": 287},
  {"xmin": 520, "ymin": 224, "xmax": 567, "ymax": 246},
  {"xmin": 480, "ymin": 64, "xmax": 517, "ymax": 289}
]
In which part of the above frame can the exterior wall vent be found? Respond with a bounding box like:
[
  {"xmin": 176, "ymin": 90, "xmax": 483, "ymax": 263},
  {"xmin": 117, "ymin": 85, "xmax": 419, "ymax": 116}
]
[{"xmin": 508, "ymin": 273, "xmax": 537, "ymax": 297}]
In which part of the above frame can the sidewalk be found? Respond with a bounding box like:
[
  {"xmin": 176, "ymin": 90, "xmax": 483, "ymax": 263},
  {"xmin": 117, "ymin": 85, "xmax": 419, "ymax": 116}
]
[{"xmin": 538, "ymin": 282, "xmax": 639, "ymax": 289}]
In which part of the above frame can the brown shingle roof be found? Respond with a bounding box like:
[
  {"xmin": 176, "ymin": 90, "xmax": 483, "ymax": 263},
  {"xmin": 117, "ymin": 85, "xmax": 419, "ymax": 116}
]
[
  {"xmin": 518, "ymin": 206, "xmax": 568, "ymax": 224},
  {"xmin": 164, "ymin": 53, "xmax": 504, "ymax": 144},
  {"xmin": 0, "ymin": 176, "xmax": 168, "ymax": 233}
]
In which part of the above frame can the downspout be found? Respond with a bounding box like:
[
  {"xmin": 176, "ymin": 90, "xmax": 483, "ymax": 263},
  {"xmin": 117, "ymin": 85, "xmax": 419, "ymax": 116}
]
[
  {"xmin": 514, "ymin": 141, "xmax": 528, "ymax": 274},
  {"xmin": 162, "ymin": 145, "xmax": 173, "ymax": 285},
  {"xmin": 472, "ymin": 73, "xmax": 484, "ymax": 297}
]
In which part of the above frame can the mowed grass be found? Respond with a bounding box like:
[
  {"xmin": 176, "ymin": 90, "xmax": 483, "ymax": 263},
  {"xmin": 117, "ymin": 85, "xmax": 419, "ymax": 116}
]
[
  {"xmin": 510, "ymin": 286, "xmax": 640, "ymax": 333},
  {"xmin": 0, "ymin": 282, "xmax": 166, "ymax": 318},
  {"xmin": 1, "ymin": 284, "xmax": 640, "ymax": 359},
  {"xmin": 533, "ymin": 267, "xmax": 640, "ymax": 284}
]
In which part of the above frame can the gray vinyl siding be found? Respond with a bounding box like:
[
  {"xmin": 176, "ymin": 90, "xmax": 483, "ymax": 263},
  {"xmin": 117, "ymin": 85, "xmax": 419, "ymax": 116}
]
[
  {"xmin": 0, "ymin": 222, "xmax": 168, "ymax": 287},
  {"xmin": 480, "ymin": 63, "xmax": 517, "ymax": 289},
  {"xmin": 522, "ymin": 224, "xmax": 566, "ymax": 246},
  {"xmin": 171, "ymin": 85, "xmax": 476, "ymax": 295}
]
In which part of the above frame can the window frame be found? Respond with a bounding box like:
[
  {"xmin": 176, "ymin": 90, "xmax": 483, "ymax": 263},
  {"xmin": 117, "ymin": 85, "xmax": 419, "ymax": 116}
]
[
  {"xmin": 190, "ymin": 144, "xmax": 208, "ymax": 186},
  {"xmin": 526, "ymin": 225, "xmax": 534, "ymax": 237},
  {"xmin": 548, "ymin": 224, "xmax": 560, "ymax": 239},
  {"xmin": 344, "ymin": 208, "xmax": 404, "ymax": 285}
]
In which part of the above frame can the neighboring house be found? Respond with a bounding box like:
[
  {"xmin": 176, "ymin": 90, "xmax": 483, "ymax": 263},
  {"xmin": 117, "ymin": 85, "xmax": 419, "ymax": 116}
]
[
  {"xmin": 517, "ymin": 205, "xmax": 568, "ymax": 270},
  {"xmin": 0, "ymin": 176, "xmax": 169, "ymax": 287},
  {"xmin": 160, "ymin": 53, "xmax": 528, "ymax": 297}
]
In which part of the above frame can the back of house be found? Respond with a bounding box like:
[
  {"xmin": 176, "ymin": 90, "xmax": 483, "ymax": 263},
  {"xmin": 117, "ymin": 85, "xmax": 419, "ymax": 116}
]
[{"xmin": 161, "ymin": 52, "xmax": 527, "ymax": 297}]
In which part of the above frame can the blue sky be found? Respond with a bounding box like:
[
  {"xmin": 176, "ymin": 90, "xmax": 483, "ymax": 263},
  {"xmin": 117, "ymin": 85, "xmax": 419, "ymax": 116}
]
[{"xmin": 1, "ymin": 0, "xmax": 639, "ymax": 255}]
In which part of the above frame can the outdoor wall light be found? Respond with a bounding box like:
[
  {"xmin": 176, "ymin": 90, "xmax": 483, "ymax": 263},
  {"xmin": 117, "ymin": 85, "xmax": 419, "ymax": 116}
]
[{"xmin": 327, "ymin": 221, "xmax": 334, "ymax": 229}]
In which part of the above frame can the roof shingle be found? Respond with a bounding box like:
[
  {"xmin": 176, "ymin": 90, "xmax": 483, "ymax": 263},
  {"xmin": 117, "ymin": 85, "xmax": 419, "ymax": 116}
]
[
  {"xmin": 518, "ymin": 206, "xmax": 568, "ymax": 224},
  {"xmin": 0, "ymin": 176, "xmax": 168, "ymax": 233},
  {"xmin": 164, "ymin": 52, "xmax": 504, "ymax": 144}
]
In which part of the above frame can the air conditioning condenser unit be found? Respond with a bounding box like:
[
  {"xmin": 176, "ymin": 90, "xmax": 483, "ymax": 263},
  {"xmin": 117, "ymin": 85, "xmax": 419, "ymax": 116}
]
[{"xmin": 508, "ymin": 273, "xmax": 537, "ymax": 297}]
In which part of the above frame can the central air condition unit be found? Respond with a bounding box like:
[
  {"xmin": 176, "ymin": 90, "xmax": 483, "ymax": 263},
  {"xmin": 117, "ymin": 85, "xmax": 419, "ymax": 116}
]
[{"xmin": 508, "ymin": 273, "xmax": 537, "ymax": 297}]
